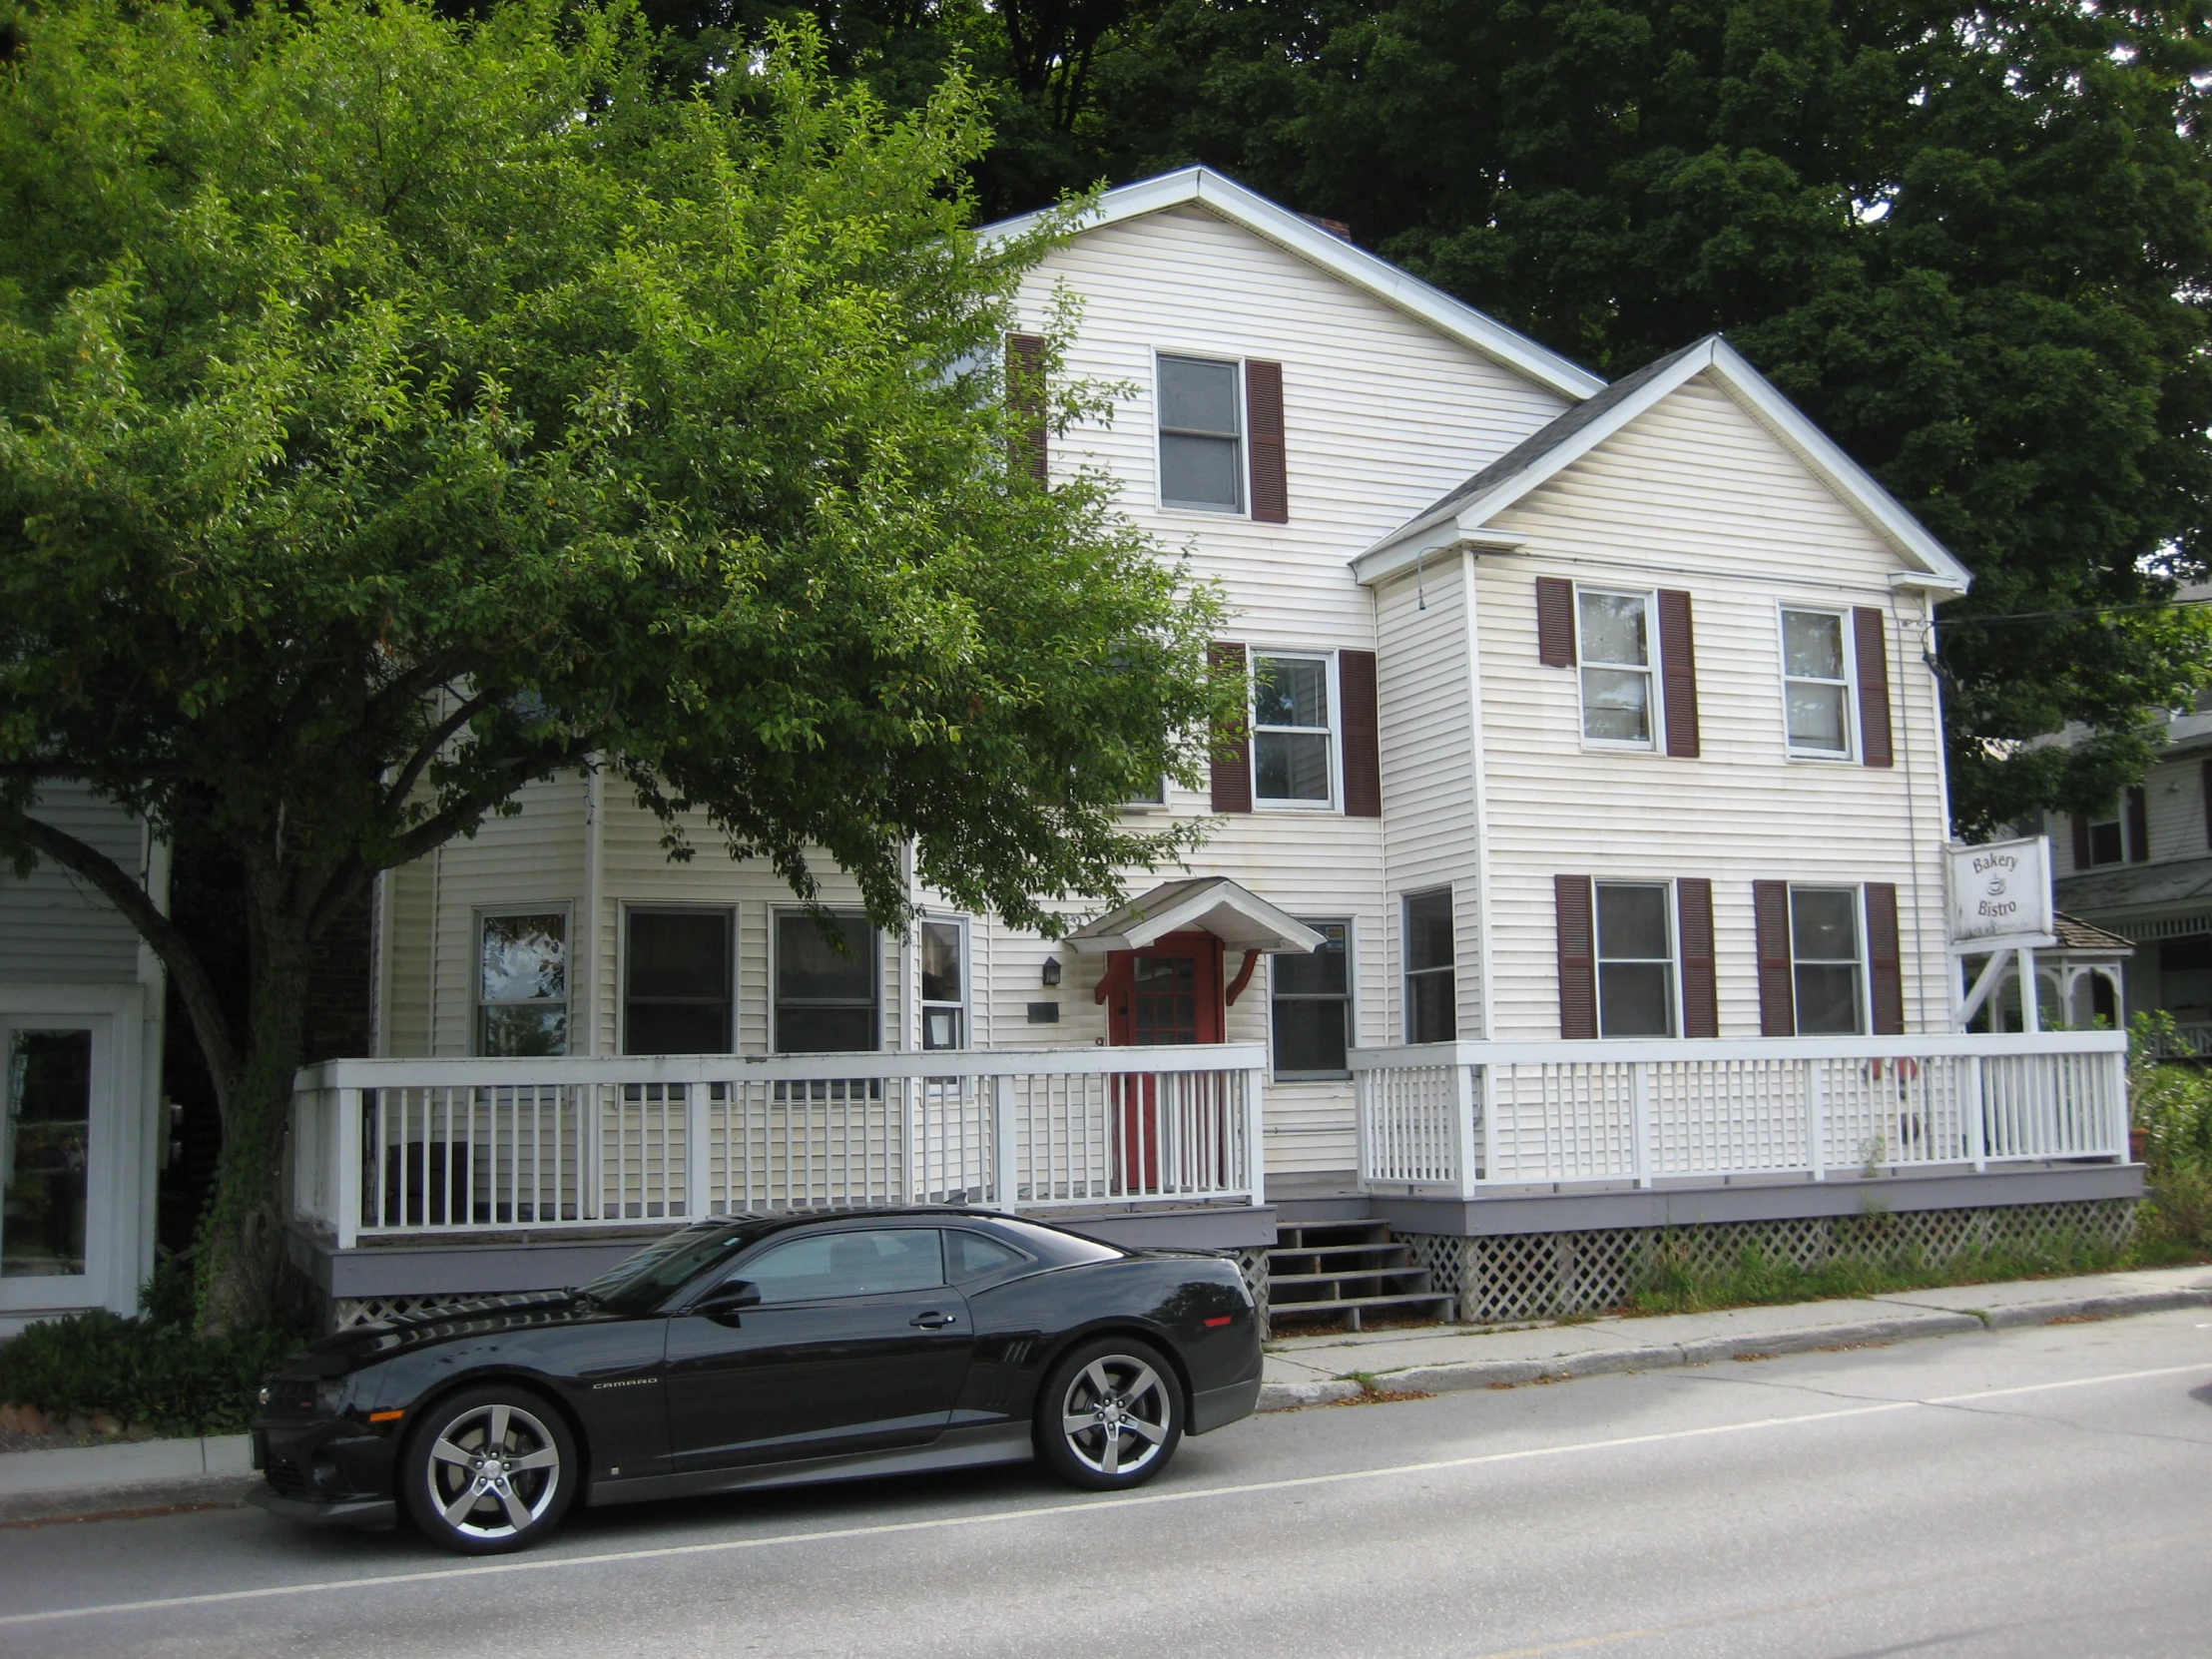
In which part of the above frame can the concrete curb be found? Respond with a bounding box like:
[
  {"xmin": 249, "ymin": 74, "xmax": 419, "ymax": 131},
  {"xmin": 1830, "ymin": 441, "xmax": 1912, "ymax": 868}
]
[
  {"xmin": 1257, "ymin": 1286, "xmax": 2212, "ymax": 1411},
  {"xmin": 0, "ymin": 1474, "xmax": 256, "ymax": 1526}
]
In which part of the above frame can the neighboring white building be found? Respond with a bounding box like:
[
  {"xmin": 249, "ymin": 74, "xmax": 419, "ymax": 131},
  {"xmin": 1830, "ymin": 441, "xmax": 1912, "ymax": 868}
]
[
  {"xmin": 282, "ymin": 171, "xmax": 2135, "ymax": 1328},
  {"xmin": 0, "ymin": 787, "xmax": 167, "ymax": 1333}
]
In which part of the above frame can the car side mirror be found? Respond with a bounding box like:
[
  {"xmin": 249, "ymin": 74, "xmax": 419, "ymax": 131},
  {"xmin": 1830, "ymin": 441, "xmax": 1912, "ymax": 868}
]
[{"xmin": 696, "ymin": 1280, "xmax": 761, "ymax": 1322}]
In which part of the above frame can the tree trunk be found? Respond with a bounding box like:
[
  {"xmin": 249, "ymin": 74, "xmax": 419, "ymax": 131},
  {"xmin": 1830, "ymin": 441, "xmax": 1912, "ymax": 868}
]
[{"xmin": 197, "ymin": 913, "xmax": 313, "ymax": 1336}]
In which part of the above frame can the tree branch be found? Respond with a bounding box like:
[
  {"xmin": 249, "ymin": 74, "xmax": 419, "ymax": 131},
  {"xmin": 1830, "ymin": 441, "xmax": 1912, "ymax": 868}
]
[
  {"xmin": 379, "ymin": 688, "xmax": 502, "ymax": 817},
  {"xmin": 0, "ymin": 804, "xmax": 243, "ymax": 1101}
]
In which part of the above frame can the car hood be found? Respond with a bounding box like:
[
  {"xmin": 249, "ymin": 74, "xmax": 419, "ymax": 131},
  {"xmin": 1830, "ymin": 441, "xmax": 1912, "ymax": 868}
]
[{"xmin": 285, "ymin": 1291, "xmax": 618, "ymax": 1376}]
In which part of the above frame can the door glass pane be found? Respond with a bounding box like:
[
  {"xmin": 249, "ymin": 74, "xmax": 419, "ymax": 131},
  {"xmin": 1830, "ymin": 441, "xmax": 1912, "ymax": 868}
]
[
  {"xmin": 739, "ymin": 1230, "xmax": 945, "ymax": 1303},
  {"xmin": 4, "ymin": 1030, "xmax": 91, "ymax": 1279},
  {"xmin": 1132, "ymin": 952, "xmax": 1199, "ymax": 1044}
]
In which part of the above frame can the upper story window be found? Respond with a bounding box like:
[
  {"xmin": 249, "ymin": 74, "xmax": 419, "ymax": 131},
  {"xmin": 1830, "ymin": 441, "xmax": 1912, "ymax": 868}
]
[
  {"xmin": 775, "ymin": 912, "xmax": 879, "ymax": 1053},
  {"xmin": 623, "ymin": 908, "xmax": 732, "ymax": 1055},
  {"xmin": 1781, "ymin": 608, "xmax": 1853, "ymax": 757},
  {"xmin": 1578, "ymin": 590, "xmax": 1654, "ymax": 747},
  {"xmin": 1790, "ymin": 886, "xmax": 1863, "ymax": 1035},
  {"xmin": 1272, "ymin": 920, "xmax": 1351, "ymax": 1080},
  {"xmin": 919, "ymin": 919, "xmax": 967, "ymax": 1050},
  {"xmin": 1403, "ymin": 888, "xmax": 1456, "ymax": 1043},
  {"xmin": 1595, "ymin": 882, "xmax": 1673, "ymax": 1037},
  {"xmin": 1253, "ymin": 654, "xmax": 1333, "ymax": 806},
  {"xmin": 1157, "ymin": 354, "xmax": 1243, "ymax": 512},
  {"xmin": 2082, "ymin": 814, "xmax": 2125, "ymax": 866},
  {"xmin": 478, "ymin": 911, "xmax": 568, "ymax": 1056}
]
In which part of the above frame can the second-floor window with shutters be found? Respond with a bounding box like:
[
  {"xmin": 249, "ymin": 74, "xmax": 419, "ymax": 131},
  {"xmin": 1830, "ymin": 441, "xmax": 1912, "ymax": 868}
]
[
  {"xmin": 1780, "ymin": 608, "xmax": 1854, "ymax": 757},
  {"xmin": 1578, "ymin": 590, "xmax": 1655, "ymax": 747},
  {"xmin": 1157, "ymin": 354, "xmax": 1243, "ymax": 511},
  {"xmin": 1790, "ymin": 886, "xmax": 1864, "ymax": 1035},
  {"xmin": 1252, "ymin": 653, "xmax": 1333, "ymax": 805},
  {"xmin": 1403, "ymin": 888, "xmax": 1456, "ymax": 1043},
  {"xmin": 1595, "ymin": 882, "xmax": 1674, "ymax": 1037}
]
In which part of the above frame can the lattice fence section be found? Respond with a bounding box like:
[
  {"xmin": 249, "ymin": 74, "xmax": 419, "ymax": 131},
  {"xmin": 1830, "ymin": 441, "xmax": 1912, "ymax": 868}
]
[
  {"xmin": 1230, "ymin": 1247, "xmax": 1272, "ymax": 1336},
  {"xmin": 1405, "ymin": 1199, "xmax": 2138, "ymax": 1326}
]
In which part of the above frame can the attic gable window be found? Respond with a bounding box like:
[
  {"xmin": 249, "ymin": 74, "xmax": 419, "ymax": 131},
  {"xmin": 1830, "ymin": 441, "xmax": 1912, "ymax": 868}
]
[{"xmin": 1157, "ymin": 354, "xmax": 1244, "ymax": 511}]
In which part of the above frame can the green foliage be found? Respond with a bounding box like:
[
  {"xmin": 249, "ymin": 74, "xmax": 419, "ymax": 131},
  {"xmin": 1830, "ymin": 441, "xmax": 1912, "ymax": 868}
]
[
  {"xmin": 0, "ymin": 1268, "xmax": 300, "ymax": 1433},
  {"xmin": 2127, "ymin": 1018, "xmax": 2212, "ymax": 1259},
  {"xmin": 1630, "ymin": 1227, "xmax": 2129, "ymax": 1317},
  {"xmin": 0, "ymin": 0, "xmax": 1226, "ymax": 1324}
]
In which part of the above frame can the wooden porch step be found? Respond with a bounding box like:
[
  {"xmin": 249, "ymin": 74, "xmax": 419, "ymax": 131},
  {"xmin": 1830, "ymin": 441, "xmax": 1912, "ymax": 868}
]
[
  {"xmin": 1269, "ymin": 1268, "xmax": 1429, "ymax": 1289},
  {"xmin": 1273, "ymin": 1241, "xmax": 1416, "ymax": 1260},
  {"xmin": 1266, "ymin": 1290, "xmax": 1457, "ymax": 1329}
]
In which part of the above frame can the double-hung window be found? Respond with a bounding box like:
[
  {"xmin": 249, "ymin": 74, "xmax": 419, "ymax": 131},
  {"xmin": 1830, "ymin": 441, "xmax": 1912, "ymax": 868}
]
[
  {"xmin": 1578, "ymin": 590, "xmax": 1655, "ymax": 746},
  {"xmin": 1272, "ymin": 921, "xmax": 1351, "ymax": 1079},
  {"xmin": 1402, "ymin": 889, "xmax": 1456, "ymax": 1043},
  {"xmin": 1157, "ymin": 355, "xmax": 1244, "ymax": 512},
  {"xmin": 919, "ymin": 919, "xmax": 968, "ymax": 1050},
  {"xmin": 623, "ymin": 909, "xmax": 733, "ymax": 1055},
  {"xmin": 1595, "ymin": 883, "xmax": 1674, "ymax": 1037},
  {"xmin": 477, "ymin": 911, "xmax": 568, "ymax": 1056},
  {"xmin": 1790, "ymin": 887, "xmax": 1864, "ymax": 1035},
  {"xmin": 2082, "ymin": 812, "xmax": 2125, "ymax": 867},
  {"xmin": 774, "ymin": 913, "xmax": 880, "ymax": 1053},
  {"xmin": 1780, "ymin": 609, "xmax": 1853, "ymax": 757},
  {"xmin": 1253, "ymin": 654, "xmax": 1334, "ymax": 805}
]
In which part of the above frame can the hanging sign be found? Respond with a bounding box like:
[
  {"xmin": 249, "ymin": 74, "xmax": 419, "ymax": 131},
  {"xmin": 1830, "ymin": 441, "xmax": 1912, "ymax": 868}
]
[{"xmin": 1945, "ymin": 835, "xmax": 2054, "ymax": 949}]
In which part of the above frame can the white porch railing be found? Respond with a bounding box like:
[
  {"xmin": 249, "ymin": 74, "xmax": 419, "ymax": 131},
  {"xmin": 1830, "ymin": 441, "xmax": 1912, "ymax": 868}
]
[
  {"xmin": 1351, "ymin": 1032, "xmax": 2130, "ymax": 1199},
  {"xmin": 2141, "ymin": 1021, "xmax": 2212, "ymax": 1060},
  {"xmin": 289, "ymin": 1046, "xmax": 1267, "ymax": 1247}
]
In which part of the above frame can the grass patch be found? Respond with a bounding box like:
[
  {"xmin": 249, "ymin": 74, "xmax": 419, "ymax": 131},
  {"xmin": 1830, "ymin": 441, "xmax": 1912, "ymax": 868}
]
[{"xmin": 1626, "ymin": 1229, "xmax": 2126, "ymax": 1318}]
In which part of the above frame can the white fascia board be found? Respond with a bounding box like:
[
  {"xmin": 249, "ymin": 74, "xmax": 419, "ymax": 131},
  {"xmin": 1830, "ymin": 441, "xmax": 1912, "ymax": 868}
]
[
  {"xmin": 978, "ymin": 168, "xmax": 1606, "ymax": 403},
  {"xmin": 1352, "ymin": 530, "xmax": 1525, "ymax": 589}
]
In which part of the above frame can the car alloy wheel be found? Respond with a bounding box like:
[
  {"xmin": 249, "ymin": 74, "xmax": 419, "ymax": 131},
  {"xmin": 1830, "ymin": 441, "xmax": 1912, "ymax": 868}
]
[
  {"xmin": 1037, "ymin": 1338, "xmax": 1181, "ymax": 1490},
  {"xmin": 404, "ymin": 1386, "xmax": 575, "ymax": 1553}
]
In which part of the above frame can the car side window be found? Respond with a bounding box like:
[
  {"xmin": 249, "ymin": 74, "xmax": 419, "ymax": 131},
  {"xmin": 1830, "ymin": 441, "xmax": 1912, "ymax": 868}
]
[
  {"xmin": 947, "ymin": 1231, "xmax": 1027, "ymax": 1282},
  {"xmin": 735, "ymin": 1229, "xmax": 945, "ymax": 1304}
]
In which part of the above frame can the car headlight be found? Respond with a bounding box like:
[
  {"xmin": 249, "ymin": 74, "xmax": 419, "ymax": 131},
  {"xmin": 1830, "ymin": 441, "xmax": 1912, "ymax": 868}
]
[{"xmin": 257, "ymin": 1384, "xmax": 273, "ymax": 1407}]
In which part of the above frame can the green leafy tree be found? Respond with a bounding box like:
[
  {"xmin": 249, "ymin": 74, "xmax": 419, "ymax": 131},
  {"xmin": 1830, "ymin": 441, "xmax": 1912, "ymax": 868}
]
[{"xmin": 0, "ymin": 0, "xmax": 1224, "ymax": 1329}]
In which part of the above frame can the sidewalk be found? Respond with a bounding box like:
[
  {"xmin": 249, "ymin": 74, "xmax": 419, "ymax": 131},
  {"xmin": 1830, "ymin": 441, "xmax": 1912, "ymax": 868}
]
[{"xmin": 1258, "ymin": 1263, "xmax": 2212, "ymax": 1409}]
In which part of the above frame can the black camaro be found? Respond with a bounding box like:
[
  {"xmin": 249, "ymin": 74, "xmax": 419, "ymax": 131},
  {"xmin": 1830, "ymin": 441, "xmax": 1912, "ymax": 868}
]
[{"xmin": 250, "ymin": 1209, "xmax": 1263, "ymax": 1553}]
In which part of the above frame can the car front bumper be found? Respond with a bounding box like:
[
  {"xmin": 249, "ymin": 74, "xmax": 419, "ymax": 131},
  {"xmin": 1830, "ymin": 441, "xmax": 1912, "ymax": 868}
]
[{"xmin": 246, "ymin": 1486, "xmax": 398, "ymax": 1527}]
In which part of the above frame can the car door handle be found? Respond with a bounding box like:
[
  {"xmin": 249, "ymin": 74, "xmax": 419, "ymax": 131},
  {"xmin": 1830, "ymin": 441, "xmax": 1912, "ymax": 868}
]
[{"xmin": 909, "ymin": 1312, "xmax": 957, "ymax": 1329}]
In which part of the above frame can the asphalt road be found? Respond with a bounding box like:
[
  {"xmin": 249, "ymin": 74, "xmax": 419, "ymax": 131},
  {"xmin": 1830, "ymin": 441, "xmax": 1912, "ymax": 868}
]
[{"xmin": 3, "ymin": 1309, "xmax": 2210, "ymax": 1659}]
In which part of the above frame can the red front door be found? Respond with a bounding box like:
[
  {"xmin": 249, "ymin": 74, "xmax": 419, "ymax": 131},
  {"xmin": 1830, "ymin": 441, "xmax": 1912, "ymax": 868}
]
[{"xmin": 1104, "ymin": 934, "xmax": 1224, "ymax": 1192}]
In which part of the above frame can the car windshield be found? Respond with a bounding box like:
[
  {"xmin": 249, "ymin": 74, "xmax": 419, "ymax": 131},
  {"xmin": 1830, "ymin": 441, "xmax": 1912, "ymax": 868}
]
[{"xmin": 575, "ymin": 1222, "xmax": 776, "ymax": 1315}]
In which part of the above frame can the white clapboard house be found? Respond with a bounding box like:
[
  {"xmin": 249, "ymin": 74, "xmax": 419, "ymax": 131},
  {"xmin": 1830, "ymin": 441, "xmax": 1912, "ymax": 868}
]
[{"xmin": 272, "ymin": 169, "xmax": 2134, "ymax": 1329}]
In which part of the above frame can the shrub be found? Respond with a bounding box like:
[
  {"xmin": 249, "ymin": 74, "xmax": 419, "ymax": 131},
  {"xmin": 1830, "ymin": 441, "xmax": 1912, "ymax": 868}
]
[{"xmin": 0, "ymin": 1260, "xmax": 301, "ymax": 1434}]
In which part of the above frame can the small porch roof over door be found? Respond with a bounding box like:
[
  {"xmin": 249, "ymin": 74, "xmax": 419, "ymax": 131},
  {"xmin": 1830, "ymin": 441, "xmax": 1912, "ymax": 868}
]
[{"xmin": 1059, "ymin": 876, "xmax": 1326, "ymax": 955}]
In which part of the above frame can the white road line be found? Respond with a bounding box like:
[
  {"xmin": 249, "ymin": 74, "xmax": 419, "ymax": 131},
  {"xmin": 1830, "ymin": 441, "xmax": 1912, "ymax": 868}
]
[{"xmin": 3, "ymin": 1360, "xmax": 2206, "ymax": 1629}]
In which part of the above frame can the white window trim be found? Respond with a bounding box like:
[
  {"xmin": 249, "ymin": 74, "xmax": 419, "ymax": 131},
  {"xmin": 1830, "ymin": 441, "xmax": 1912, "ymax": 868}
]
[
  {"xmin": 769, "ymin": 907, "xmax": 882, "ymax": 1054},
  {"xmin": 2082, "ymin": 811, "xmax": 2126, "ymax": 868},
  {"xmin": 1787, "ymin": 883, "xmax": 1869, "ymax": 1037},
  {"xmin": 617, "ymin": 903, "xmax": 737, "ymax": 1056},
  {"xmin": 1152, "ymin": 349, "xmax": 1248, "ymax": 517},
  {"xmin": 1776, "ymin": 602, "xmax": 1860, "ymax": 763},
  {"xmin": 1592, "ymin": 879, "xmax": 1679, "ymax": 1039},
  {"xmin": 1401, "ymin": 886, "xmax": 1456, "ymax": 1045},
  {"xmin": 1574, "ymin": 586, "xmax": 1662, "ymax": 754},
  {"xmin": 1269, "ymin": 917, "xmax": 1355, "ymax": 1082},
  {"xmin": 1249, "ymin": 648, "xmax": 1340, "ymax": 811},
  {"xmin": 473, "ymin": 904, "xmax": 573, "ymax": 1057},
  {"xmin": 917, "ymin": 913, "xmax": 971, "ymax": 1053}
]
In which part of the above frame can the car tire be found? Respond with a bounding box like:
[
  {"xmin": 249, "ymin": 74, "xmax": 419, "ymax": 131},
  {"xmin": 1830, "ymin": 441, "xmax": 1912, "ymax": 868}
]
[
  {"xmin": 1035, "ymin": 1337, "xmax": 1184, "ymax": 1491},
  {"xmin": 400, "ymin": 1383, "xmax": 577, "ymax": 1555}
]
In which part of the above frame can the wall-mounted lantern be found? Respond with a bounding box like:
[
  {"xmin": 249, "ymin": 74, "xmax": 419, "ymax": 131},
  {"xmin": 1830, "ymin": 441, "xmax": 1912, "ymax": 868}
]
[{"xmin": 1041, "ymin": 956, "xmax": 1062, "ymax": 988}]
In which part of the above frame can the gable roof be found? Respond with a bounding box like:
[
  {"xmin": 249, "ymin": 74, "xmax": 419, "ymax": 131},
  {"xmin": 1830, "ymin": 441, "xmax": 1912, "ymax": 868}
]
[
  {"xmin": 1058, "ymin": 876, "xmax": 1326, "ymax": 955},
  {"xmin": 1352, "ymin": 335, "xmax": 1973, "ymax": 595},
  {"xmin": 978, "ymin": 169, "xmax": 1605, "ymax": 403}
]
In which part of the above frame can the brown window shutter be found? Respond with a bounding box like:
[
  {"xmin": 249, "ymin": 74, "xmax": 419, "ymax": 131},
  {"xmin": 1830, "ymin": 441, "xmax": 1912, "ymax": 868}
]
[
  {"xmin": 1677, "ymin": 877, "xmax": 1717, "ymax": 1037},
  {"xmin": 1753, "ymin": 879, "xmax": 1796, "ymax": 1036},
  {"xmin": 1006, "ymin": 333, "xmax": 1047, "ymax": 483},
  {"xmin": 2071, "ymin": 815, "xmax": 2094, "ymax": 870},
  {"xmin": 2202, "ymin": 760, "xmax": 2212, "ymax": 848},
  {"xmin": 1339, "ymin": 649, "xmax": 1382, "ymax": 818},
  {"xmin": 1852, "ymin": 607, "xmax": 1894, "ymax": 768},
  {"xmin": 2127, "ymin": 784, "xmax": 2150, "ymax": 862},
  {"xmin": 1555, "ymin": 874, "xmax": 1597, "ymax": 1039},
  {"xmin": 1245, "ymin": 360, "xmax": 1288, "ymax": 523},
  {"xmin": 1865, "ymin": 882, "xmax": 1904, "ymax": 1035},
  {"xmin": 1657, "ymin": 589, "xmax": 1700, "ymax": 758},
  {"xmin": 1209, "ymin": 642, "xmax": 1252, "ymax": 814},
  {"xmin": 1536, "ymin": 577, "xmax": 1576, "ymax": 668}
]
